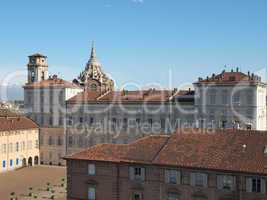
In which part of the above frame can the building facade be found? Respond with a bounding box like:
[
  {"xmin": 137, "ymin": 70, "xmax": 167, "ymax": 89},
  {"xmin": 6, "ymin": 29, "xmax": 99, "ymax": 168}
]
[
  {"xmin": 65, "ymin": 130, "xmax": 267, "ymax": 200},
  {"xmin": 0, "ymin": 110, "xmax": 40, "ymax": 173},
  {"xmin": 194, "ymin": 69, "xmax": 267, "ymax": 130},
  {"xmin": 23, "ymin": 45, "xmax": 267, "ymax": 165}
]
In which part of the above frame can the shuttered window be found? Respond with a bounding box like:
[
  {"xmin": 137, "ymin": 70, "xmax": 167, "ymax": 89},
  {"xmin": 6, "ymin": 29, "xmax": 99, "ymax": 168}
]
[
  {"xmin": 246, "ymin": 177, "xmax": 266, "ymax": 194},
  {"xmin": 190, "ymin": 172, "xmax": 208, "ymax": 187},
  {"xmin": 167, "ymin": 192, "xmax": 178, "ymax": 200},
  {"xmin": 88, "ymin": 187, "xmax": 95, "ymax": 200},
  {"xmin": 165, "ymin": 169, "xmax": 181, "ymax": 184},
  {"xmin": 88, "ymin": 164, "xmax": 96, "ymax": 175},
  {"xmin": 132, "ymin": 192, "xmax": 142, "ymax": 200},
  {"xmin": 217, "ymin": 175, "xmax": 236, "ymax": 191},
  {"xmin": 129, "ymin": 166, "xmax": 145, "ymax": 182}
]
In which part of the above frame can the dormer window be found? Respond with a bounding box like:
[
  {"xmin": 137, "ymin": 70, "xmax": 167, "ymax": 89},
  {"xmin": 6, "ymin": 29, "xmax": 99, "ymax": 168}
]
[{"xmin": 229, "ymin": 76, "xmax": 236, "ymax": 81}]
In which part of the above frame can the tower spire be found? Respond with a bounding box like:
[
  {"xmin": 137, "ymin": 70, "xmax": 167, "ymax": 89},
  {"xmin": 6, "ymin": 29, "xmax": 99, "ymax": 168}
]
[{"xmin": 90, "ymin": 41, "xmax": 96, "ymax": 59}]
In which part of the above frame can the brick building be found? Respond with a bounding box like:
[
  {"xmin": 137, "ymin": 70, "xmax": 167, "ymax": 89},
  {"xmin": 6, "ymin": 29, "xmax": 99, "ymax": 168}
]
[
  {"xmin": 65, "ymin": 129, "xmax": 267, "ymax": 200},
  {"xmin": 0, "ymin": 110, "xmax": 39, "ymax": 173}
]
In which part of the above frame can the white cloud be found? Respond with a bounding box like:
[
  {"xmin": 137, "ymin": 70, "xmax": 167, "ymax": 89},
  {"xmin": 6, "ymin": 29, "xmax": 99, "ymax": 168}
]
[{"xmin": 132, "ymin": 0, "xmax": 144, "ymax": 3}]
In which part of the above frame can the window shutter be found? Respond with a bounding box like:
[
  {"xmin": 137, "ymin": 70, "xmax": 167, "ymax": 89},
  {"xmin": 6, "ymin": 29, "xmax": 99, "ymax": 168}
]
[
  {"xmin": 141, "ymin": 168, "xmax": 145, "ymax": 181},
  {"xmin": 177, "ymin": 171, "xmax": 181, "ymax": 184},
  {"xmin": 232, "ymin": 176, "xmax": 236, "ymax": 191},
  {"xmin": 165, "ymin": 170, "xmax": 170, "ymax": 183},
  {"xmin": 190, "ymin": 173, "xmax": 195, "ymax": 186},
  {"xmin": 129, "ymin": 167, "xmax": 135, "ymax": 180},
  {"xmin": 217, "ymin": 175, "xmax": 223, "ymax": 190},
  {"xmin": 246, "ymin": 177, "xmax": 252, "ymax": 192},
  {"xmin": 203, "ymin": 174, "xmax": 208, "ymax": 188},
  {"xmin": 261, "ymin": 179, "xmax": 266, "ymax": 194}
]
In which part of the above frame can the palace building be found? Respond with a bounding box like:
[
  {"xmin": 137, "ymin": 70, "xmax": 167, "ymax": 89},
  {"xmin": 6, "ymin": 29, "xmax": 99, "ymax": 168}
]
[{"xmin": 23, "ymin": 43, "xmax": 267, "ymax": 165}]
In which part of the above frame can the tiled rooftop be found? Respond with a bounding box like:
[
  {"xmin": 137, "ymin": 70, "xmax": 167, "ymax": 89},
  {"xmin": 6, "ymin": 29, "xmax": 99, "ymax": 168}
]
[
  {"xmin": 195, "ymin": 69, "xmax": 263, "ymax": 85},
  {"xmin": 65, "ymin": 129, "xmax": 267, "ymax": 175},
  {"xmin": 24, "ymin": 76, "xmax": 81, "ymax": 89},
  {"xmin": 0, "ymin": 115, "xmax": 38, "ymax": 132},
  {"xmin": 67, "ymin": 89, "xmax": 194, "ymax": 104}
]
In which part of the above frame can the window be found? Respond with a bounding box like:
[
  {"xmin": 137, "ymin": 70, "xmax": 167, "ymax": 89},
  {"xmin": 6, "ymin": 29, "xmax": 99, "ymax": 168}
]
[
  {"xmin": 57, "ymin": 136, "xmax": 63, "ymax": 146},
  {"xmin": 191, "ymin": 173, "xmax": 208, "ymax": 187},
  {"xmin": 90, "ymin": 84, "xmax": 97, "ymax": 92},
  {"xmin": 232, "ymin": 92, "xmax": 240, "ymax": 105},
  {"xmin": 123, "ymin": 118, "xmax": 128, "ymax": 129},
  {"xmin": 247, "ymin": 90, "xmax": 253, "ymax": 105},
  {"xmin": 112, "ymin": 118, "xmax": 117, "ymax": 130},
  {"xmin": 41, "ymin": 71, "xmax": 45, "ymax": 80},
  {"xmin": 49, "ymin": 117, "xmax": 53, "ymax": 126},
  {"xmin": 217, "ymin": 175, "xmax": 235, "ymax": 191},
  {"xmin": 2, "ymin": 160, "xmax": 6, "ymax": 168},
  {"xmin": 246, "ymin": 177, "xmax": 266, "ymax": 193},
  {"xmin": 209, "ymin": 90, "xmax": 216, "ymax": 105},
  {"xmin": 132, "ymin": 192, "xmax": 142, "ymax": 200},
  {"xmin": 16, "ymin": 142, "xmax": 19, "ymax": 152},
  {"xmin": 88, "ymin": 164, "xmax": 96, "ymax": 175},
  {"xmin": 148, "ymin": 118, "xmax": 153, "ymax": 127},
  {"xmin": 22, "ymin": 141, "xmax": 25, "ymax": 150},
  {"xmin": 221, "ymin": 90, "xmax": 228, "ymax": 104},
  {"xmin": 167, "ymin": 192, "xmax": 178, "ymax": 200},
  {"xmin": 10, "ymin": 159, "xmax": 13, "ymax": 167},
  {"xmin": 9, "ymin": 143, "xmax": 13, "ymax": 152},
  {"xmin": 165, "ymin": 169, "xmax": 180, "ymax": 184},
  {"xmin": 16, "ymin": 158, "xmax": 19, "ymax": 165},
  {"xmin": 2, "ymin": 144, "xmax": 6, "ymax": 153},
  {"xmin": 229, "ymin": 76, "xmax": 236, "ymax": 81},
  {"xmin": 27, "ymin": 141, "xmax": 32, "ymax": 149},
  {"xmin": 90, "ymin": 117, "xmax": 94, "ymax": 126},
  {"xmin": 136, "ymin": 118, "xmax": 141, "ymax": 127},
  {"xmin": 161, "ymin": 118, "xmax": 166, "ymax": 129},
  {"xmin": 48, "ymin": 136, "xmax": 53, "ymax": 146},
  {"xmin": 68, "ymin": 136, "xmax": 73, "ymax": 147},
  {"xmin": 68, "ymin": 116, "xmax": 73, "ymax": 125},
  {"xmin": 88, "ymin": 187, "xmax": 96, "ymax": 200},
  {"xmin": 79, "ymin": 117, "xmax": 84, "ymax": 123},
  {"xmin": 129, "ymin": 167, "xmax": 145, "ymax": 181}
]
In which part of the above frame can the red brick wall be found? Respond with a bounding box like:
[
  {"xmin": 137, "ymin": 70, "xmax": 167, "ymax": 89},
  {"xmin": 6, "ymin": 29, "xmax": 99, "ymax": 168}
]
[{"xmin": 67, "ymin": 160, "xmax": 267, "ymax": 200}]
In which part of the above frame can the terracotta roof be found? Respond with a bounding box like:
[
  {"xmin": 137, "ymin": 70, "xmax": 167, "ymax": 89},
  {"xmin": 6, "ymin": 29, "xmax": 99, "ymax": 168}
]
[
  {"xmin": 195, "ymin": 70, "xmax": 263, "ymax": 85},
  {"xmin": 67, "ymin": 89, "xmax": 174, "ymax": 104},
  {"xmin": 0, "ymin": 116, "xmax": 38, "ymax": 132},
  {"xmin": 67, "ymin": 91, "xmax": 102, "ymax": 103},
  {"xmin": 65, "ymin": 129, "xmax": 267, "ymax": 175},
  {"xmin": 24, "ymin": 77, "xmax": 81, "ymax": 89}
]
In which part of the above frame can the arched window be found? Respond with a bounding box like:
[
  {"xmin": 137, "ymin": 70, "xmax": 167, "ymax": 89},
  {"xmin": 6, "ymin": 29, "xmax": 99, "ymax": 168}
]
[{"xmin": 90, "ymin": 84, "xmax": 97, "ymax": 91}]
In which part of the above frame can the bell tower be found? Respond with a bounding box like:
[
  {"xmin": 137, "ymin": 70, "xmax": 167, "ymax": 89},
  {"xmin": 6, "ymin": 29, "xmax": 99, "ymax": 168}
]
[{"xmin": 27, "ymin": 53, "xmax": 48, "ymax": 83}]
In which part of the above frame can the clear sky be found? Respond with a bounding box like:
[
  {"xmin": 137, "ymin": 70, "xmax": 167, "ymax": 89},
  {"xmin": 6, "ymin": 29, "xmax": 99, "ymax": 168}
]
[{"xmin": 0, "ymin": 0, "xmax": 267, "ymax": 91}]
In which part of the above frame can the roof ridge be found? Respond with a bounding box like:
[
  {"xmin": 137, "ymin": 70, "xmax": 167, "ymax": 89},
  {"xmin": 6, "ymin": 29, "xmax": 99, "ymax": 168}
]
[{"xmin": 151, "ymin": 135, "xmax": 171, "ymax": 163}]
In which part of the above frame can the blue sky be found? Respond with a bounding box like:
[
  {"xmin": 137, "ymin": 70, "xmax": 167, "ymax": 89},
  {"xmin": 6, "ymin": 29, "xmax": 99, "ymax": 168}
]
[{"xmin": 0, "ymin": 0, "xmax": 267, "ymax": 91}]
